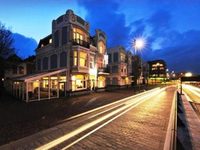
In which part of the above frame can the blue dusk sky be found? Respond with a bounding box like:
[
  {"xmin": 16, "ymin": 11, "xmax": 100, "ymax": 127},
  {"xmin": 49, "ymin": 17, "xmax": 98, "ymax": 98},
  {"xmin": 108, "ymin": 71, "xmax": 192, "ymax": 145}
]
[{"xmin": 0, "ymin": 0, "xmax": 200, "ymax": 73}]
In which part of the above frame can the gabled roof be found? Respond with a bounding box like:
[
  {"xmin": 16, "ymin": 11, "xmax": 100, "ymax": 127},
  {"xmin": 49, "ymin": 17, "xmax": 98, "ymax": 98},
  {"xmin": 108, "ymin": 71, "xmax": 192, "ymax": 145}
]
[{"xmin": 37, "ymin": 34, "xmax": 52, "ymax": 49}]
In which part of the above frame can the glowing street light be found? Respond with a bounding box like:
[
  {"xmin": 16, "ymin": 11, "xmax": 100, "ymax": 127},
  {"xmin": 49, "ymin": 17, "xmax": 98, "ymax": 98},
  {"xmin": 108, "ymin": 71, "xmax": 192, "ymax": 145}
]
[
  {"xmin": 132, "ymin": 37, "xmax": 146, "ymax": 53},
  {"xmin": 185, "ymin": 72, "xmax": 192, "ymax": 77}
]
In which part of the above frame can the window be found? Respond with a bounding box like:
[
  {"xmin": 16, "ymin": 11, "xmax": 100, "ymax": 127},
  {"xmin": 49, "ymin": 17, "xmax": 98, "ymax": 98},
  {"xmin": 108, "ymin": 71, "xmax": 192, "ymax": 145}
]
[
  {"xmin": 112, "ymin": 65, "xmax": 118, "ymax": 73},
  {"xmin": 73, "ymin": 27, "xmax": 87, "ymax": 43},
  {"xmin": 98, "ymin": 76, "xmax": 105, "ymax": 88},
  {"xmin": 72, "ymin": 75, "xmax": 87, "ymax": 91},
  {"xmin": 124, "ymin": 68, "xmax": 127, "ymax": 73},
  {"xmin": 43, "ymin": 57, "xmax": 48, "ymax": 70},
  {"xmin": 62, "ymin": 27, "xmax": 68, "ymax": 45},
  {"xmin": 73, "ymin": 51, "xmax": 77, "ymax": 66},
  {"xmin": 37, "ymin": 59, "xmax": 41, "ymax": 71},
  {"xmin": 129, "ymin": 58, "xmax": 132, "ymax": 65},
  {"xmin": 50, "ymin": 54, "xmax": 57, "ymax": 69},
  {"xmin": 54, "ymin": 30, "xmax": 59, "ymax": 47},
  {"xmin": 108, "ymin": 54, "xmax": 112, "ymax": 63},
  {"xmin": 79, "ymin": 51, "xmax": 87, "ymax": 67},
  {"xmin": 60, "ymin": 52, "xmax": 67, "ymax": 67},
  {"xmin": 98, "ymin": 41, "xmax": 105, "ymax": 54},
  {"xmin": 12, "ymin": 66, "xmax": 17, "ymax": 74},
  {"xmin": 19, "ymin": 66, "xmax": 24, "ymax": 74},
  {"xmin": 112, "ymin": 77, "xmax": 118, "ymax": 85},
  {"xmin": 113, "ymin": 52, "xmax": 118, "ymax": 62},
  {"xmin": 90, "ymin": 56, "xmax": 94, "ymax": 69},
  {"xmin": 120, "ymin": 53, "xmax": 125, "ymax": 62}
]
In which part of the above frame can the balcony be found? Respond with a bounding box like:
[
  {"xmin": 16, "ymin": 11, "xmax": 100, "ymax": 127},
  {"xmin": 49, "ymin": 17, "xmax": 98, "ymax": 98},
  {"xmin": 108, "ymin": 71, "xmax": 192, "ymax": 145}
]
[{"xmin": 72, "ymin": 39, "xmax": 90, "ymax": 48}]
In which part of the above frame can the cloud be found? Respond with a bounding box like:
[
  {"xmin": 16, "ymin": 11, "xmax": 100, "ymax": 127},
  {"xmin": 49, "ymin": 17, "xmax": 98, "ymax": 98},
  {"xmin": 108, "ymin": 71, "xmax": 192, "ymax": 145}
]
[
  {"xmin": 147, "ymin": 29, "xmax": 200, "ymax": 73},
  {"xmin": 78, "ymin": 0, "xmax": 131, "ymax": 47},
  {"xmin": 130, "ymin": 9, "xmax": 200, "ymax": 73},
  {"xmin": 12, "ymin": 33, "xmax": 37, "ymax": 58}
]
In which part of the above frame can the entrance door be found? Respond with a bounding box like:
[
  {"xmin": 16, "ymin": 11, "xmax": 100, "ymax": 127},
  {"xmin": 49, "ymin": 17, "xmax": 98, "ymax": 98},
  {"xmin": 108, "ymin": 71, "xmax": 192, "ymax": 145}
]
[{"xmin": 59, "ymin": 82, "xmax": 65, "ymax": 97}]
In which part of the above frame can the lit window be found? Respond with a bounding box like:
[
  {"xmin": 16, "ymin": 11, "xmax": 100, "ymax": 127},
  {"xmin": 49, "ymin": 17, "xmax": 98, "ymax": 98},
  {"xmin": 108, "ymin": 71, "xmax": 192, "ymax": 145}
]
[
  {"xmin": 74, "ymin": 51, "xmax": 77, "ymax": 66},
  {"xmin": 90, "ymin": 56, "xmax": 94, "ymax": 69},
  {"xmin": 120, "ymin": 53, "xmax": 125, "ymax": 62},
  {"xmin": 98, "ymin": 41, "xmax": 105, "ymax": 54},
  {"xmin": 49, "ymin": 39, "xmax": 52, "ymax": 43},
  {"xmin": 73, "ymin": 27, "xmax": 88, "ymax": 43},
  {"xmin": 79, "ymin": 51, "xmax": 87, "ymax": 67},
  {"xmin": 98, "ymin": 76, "xmax": 105, "ymax": 88},
  {"xmin": 72, "ymin": 75, "xmax": 87, "ymax": 91}
]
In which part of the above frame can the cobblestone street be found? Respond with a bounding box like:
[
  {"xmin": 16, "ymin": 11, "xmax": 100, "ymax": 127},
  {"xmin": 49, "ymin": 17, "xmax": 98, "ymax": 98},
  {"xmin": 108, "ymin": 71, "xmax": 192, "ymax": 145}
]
[{"xmin": 69, "ymin": 87, "xmax": 176, "ymax": 150}]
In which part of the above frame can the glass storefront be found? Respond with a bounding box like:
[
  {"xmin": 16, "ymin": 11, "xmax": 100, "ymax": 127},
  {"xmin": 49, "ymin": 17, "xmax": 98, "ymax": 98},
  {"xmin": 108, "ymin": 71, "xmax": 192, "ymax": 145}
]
[
  {"xmin": 72, "ymin": 74, "xmax": 87, "ymax": 91},
  {"xmin": 11, "ymin": 70, "xmax": 67, "ymax": 102},
  {"xmin": 98, "ymin": 76, "xmax": 105, "ymax": 88}
]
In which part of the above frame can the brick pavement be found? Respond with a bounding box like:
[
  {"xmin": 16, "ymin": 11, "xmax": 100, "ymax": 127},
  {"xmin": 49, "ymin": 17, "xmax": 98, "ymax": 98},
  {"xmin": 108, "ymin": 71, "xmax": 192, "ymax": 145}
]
[
  {"xmin": 69, "ymin": 87, "xmax": 176, "ymax": 150},
  {"xmin": 0, "ymin": 88, "xmax": 150, "ymax": 145},
  {"xmin": 0, "ymin": 87, "xmax": 173, "ymax": 150},
  {"xmin": 181, "ymin": 93, "xmax": 200, "ymax": 150}
]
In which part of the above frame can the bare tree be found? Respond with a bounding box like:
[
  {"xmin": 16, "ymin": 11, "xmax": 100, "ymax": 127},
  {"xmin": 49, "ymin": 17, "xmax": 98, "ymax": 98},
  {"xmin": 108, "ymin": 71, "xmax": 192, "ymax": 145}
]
[{"xmin": 0, "ymin": 22, "xmax": 15, "ymax": 58}]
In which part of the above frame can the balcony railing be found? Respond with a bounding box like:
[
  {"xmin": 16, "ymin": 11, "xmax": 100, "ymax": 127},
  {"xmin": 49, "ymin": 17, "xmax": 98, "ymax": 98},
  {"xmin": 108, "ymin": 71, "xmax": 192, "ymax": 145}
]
[{"xmin": 72, "ymin": 39, "xmax": 90, "ymax": 48}]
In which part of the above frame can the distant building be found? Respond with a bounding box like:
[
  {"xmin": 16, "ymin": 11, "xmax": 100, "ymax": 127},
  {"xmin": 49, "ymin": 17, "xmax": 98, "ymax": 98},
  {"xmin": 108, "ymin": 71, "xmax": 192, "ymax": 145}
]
[
  {"xmin": 5, "ymin": 10, "xmax": 109, "ymax": 102},
  {"xmin": 4, "ymin": 55, "xmax": 35, "ymax": 94},
  {"xmin": 148, "ymin": 60, "xmax": 167, "ymax": 84},
  {"xmin": 107, "ymin": 46, "xmax": 132, "ymax": 86}
]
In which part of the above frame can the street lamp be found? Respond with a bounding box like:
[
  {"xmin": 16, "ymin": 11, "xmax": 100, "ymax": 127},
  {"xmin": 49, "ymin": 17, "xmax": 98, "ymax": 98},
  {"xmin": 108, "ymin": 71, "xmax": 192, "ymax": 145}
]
[
  {"xmin": 132, "ymin": 37, "xmax": 146, "ymax": 85},
  {"xmin": 185, "ymin": 72, "xmax": 192, "ymax": 77}
]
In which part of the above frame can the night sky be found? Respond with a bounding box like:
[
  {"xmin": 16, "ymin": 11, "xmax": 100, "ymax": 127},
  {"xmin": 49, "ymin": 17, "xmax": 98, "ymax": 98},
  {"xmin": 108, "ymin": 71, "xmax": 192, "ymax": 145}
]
[{"xmin": 0, "ymin": 0, "xmax": 200, "ymax": 73}]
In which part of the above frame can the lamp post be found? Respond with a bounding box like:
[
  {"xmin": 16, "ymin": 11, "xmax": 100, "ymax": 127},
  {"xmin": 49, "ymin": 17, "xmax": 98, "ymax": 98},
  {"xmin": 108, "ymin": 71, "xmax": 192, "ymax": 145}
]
[{"xmin": 132, "ymin": 37, "xmax": 146, "ymax": 85}]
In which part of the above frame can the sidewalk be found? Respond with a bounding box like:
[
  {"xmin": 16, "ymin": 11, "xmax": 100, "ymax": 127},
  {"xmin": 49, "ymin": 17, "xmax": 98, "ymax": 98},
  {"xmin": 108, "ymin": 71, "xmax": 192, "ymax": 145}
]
[{"xmin": 181, "ymin": 94, "xmax": 200, "ymax": 150}]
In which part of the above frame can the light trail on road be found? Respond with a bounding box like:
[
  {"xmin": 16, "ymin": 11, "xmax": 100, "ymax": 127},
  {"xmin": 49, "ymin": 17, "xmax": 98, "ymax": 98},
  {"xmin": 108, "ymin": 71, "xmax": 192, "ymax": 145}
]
[
  {"xmin": 182, "ymin": 84, "xmax": 200, "ymax": 99},
  {"xmin": 36, "ymin": 87, "xmax": 166, "ymax": 150}
]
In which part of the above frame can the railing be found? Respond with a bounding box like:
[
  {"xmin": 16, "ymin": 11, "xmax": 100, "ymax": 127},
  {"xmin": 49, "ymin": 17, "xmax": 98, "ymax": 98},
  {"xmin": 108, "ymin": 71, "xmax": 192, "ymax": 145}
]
[
  {"xmin": 163, "ymin": 91, "xmax": 177, "ymax": 150},
  {"xmin": 72, "ymin": 39, "xmax": 90, "ymax": 48}
]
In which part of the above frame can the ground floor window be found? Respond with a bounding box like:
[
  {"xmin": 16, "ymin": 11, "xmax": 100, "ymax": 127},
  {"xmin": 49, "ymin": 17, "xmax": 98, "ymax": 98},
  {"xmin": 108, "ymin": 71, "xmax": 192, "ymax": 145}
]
[
  {"xmin": 28, "ymin": 81, "xmax": 39, "ymax": 100},
  {"xmin": 72, "ymin": 74, "xmax": 87, "ymax": 91},
  {"xmin": 98, "ymin": 76, "xmax": 105, "ymax": 88}
]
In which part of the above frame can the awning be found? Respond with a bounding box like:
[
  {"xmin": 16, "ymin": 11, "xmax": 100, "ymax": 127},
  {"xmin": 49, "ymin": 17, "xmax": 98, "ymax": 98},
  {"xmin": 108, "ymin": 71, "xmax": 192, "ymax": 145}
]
[{"xmin": 14, "ymin": 69, "xmax": 67, "ymax": 82}]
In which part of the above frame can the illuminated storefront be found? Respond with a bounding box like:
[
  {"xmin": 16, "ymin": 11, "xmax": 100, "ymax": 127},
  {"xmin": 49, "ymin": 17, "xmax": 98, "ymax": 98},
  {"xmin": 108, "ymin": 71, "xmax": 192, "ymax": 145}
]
[
  {"xmin": 11, "ymin": 69, "xmax": 67, "ymax": 102},
  {"xmin": 71, "ymin": 74, "xmax": 88, "ymax": 91}
]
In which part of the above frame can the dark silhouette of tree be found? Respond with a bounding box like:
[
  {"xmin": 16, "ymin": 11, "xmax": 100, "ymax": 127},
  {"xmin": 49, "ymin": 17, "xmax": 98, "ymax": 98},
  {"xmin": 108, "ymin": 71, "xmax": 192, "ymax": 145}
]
[
  {"xmin": 0, "ymin": 22, "xmax": 16, "ymax": 96},
  {"xmin": 0, "ymin": 22, "xmax": 15, "ymax": 58}
]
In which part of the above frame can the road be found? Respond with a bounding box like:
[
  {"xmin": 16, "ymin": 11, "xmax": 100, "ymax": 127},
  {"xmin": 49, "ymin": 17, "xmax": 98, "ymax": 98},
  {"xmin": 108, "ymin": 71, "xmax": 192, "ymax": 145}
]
[
  {"xmin": 0, "ymin": 86, "xmax": 176, "ymax": 150},
  {"xmin": 182, "ymin": 84, "xmax": 200, "ymax": 118}
]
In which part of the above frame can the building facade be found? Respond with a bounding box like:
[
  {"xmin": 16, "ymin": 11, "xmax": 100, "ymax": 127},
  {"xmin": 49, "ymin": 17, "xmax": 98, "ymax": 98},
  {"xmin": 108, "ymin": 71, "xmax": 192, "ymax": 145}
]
[
  {"xmin": 148, "ymin": 59, "xmax": 167, "ymax": 84},
  {"xmin": 6, "ymin": 10, "xmax": 108, "ymax": 102},
  {"xmin": 107, "ymin": 46, "xmax": 132, "ymax": 86}
]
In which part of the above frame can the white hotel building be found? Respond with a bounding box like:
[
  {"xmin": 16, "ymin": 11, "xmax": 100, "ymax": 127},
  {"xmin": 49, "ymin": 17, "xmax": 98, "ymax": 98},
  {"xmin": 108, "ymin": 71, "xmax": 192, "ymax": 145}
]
[{"xmin": 6, "ymin": 10, "xmax": 109, "ymax": 102}]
